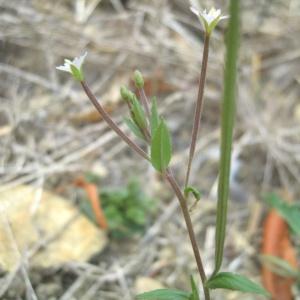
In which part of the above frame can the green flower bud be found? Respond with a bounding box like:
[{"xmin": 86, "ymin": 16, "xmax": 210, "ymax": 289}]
[
  {"xmin": 134, "ymin": 70, "xmax": 144, "ymax": 89},
  {"xmin": 120, "ymin": 85, "xmax": 130, "ymax": 101},
  {"xmin": 126, "ymin": 91, "xmax": 136, "ymax": 104}
]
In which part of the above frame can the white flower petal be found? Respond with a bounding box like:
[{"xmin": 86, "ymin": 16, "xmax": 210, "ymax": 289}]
[
  {"xmin": 64, "ymin": 59, "xmax": 72, "ymax": 64},
  {"xmin": 205, "ymin": 14, "xmax": 215, "ymax": 24},
  {"xmin": 220, "ymin": 15, "xmax": 230, "ymax": 20},
  {"xmin": 56, "ymin": 52, "xmax": 87, "ymax": 78},
  {"xmin": 56, "ymin": 65, "xmax": 71, "ymax": 73},
  {"xmin": 73, "ymin": 52, "xmax": 87, "ymax": 69},
  {"xmin": 191, "ymin": 5, "xmax": 228, "ymax": 33},
  {"xmin": 209, "ymin": 7, "xmax": 216, "ymax": 15}
]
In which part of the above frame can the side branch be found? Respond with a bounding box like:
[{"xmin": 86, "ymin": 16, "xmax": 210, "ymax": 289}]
[{"xmin": 81, "ymin": 81, "xmax": 149, "ymax": 161}]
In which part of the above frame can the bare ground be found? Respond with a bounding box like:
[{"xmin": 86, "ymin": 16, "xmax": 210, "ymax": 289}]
[{"xmin": 0, "ymin": 0, "xmax": 300, "ymax": 299}]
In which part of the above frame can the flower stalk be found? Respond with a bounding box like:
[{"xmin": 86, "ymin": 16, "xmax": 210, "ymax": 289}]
[
  {"xmin": 185, "ymin": 33, "xmax": 210, "ymax": 188},
  {"xmin": 185, "ymin": 3, "xmax": 228, "ymax": 188},
  {"xmin": 81, "ymin": 81, "xmax": 149, "ymax": 161},
  {"xmin": 134, "ymin": 70, "xmax": 151, "ymax": 121}
]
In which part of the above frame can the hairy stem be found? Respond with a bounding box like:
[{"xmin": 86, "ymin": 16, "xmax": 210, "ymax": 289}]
[
  {"xmin": 185, "ymin": 34, "xmax": 210, "ymax": 188},
  {"xmin": 81, "ymin": 81, "xmax": 149, "ymax": 161},
  {"xmin": 165, "ymin": 169, "xmax": 210, "ymax": 300}
]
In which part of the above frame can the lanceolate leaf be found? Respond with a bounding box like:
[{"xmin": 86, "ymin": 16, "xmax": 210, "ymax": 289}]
[
  {"xmin": 150, "ymin": 96, "xmax": 160, "ymax": 135},
  {"xmin": 136, "ymin": 289, "xmax": 190, "ymax": 300},
  {"xmin": 150, "ymin": 119, "xmax": 172, "ymax": 172},
  {"xmin": 213, "ymin": 0, "xmax": 240, "ymax": 275},
  {"xmin": 206, "ymin": 272, "xmax": 270, "ymax": 297},
  {"xmin": 124, "ymin": 117, "xmax": 145, "ymax": 140}
]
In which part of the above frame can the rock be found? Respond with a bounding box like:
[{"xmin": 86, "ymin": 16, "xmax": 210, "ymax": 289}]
[
  {"xmin": 135, "ymin": 277, "xmax": 165, "ymax": 295},
  {"xmin": 0, "ymin": 185, "xmax": 107, "ymax": 271},
  {"xmin": 295, "ymin": 104, "xmax": 300, "ymax": 121}
]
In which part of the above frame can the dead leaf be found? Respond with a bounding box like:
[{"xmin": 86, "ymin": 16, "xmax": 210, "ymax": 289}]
[
  {"xmin": 74, "ymin": 177, "xmax": 108, "ymax": 230},
  {"xmin": 261, "ymin": 209, "xmax": 297, "ymax": 300}
]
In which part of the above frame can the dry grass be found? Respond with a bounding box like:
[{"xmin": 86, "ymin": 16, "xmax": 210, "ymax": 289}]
[{"xmin": 0, "ymin": 0, "xmax": 299, "ymax": 299}]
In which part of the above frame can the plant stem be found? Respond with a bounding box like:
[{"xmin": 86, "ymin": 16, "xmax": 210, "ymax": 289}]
[
  {"xmin": 81, "ymin": 80, "xmax": 210, "ymax": 299},
  {"xmin": 185, "ymin": 34, "xmax": 210, "ymax": 188},
  {"xmin": 165, "ymin": 168, "xmax": 210, "ymax": 300},
  {"xmin": 81, "ymin": 81, "xmax": 149, "ymax": 161}
]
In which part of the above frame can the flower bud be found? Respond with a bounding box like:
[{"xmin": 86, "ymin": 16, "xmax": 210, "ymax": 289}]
[
  {"xmin": 134, "ymin": 70, "xmax": 144, "ymax": 89},
  {"xmin": 120, "ymin": 86, "xmax": 130, "ymax": 101}
]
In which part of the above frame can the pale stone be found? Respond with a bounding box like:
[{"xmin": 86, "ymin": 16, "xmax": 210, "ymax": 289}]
[
  {"xmin": 294, "ymin": 104, "xmax": 300, "ymax": 121},
  {"xmin": 135, "ymin": 277, "xmax": 165, "ymax": 294},
  {"xmin": 0, "ymin": 185, "xmax": 107, "ymax": 271}
]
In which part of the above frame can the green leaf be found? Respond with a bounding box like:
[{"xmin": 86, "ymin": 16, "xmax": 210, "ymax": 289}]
[
  {"xmin": 213, "ymin": 0, "xmax": 240, "ymax": 275},
  {"xmin": 131, "ymin": 96, "xmax": 147, "ymax": 130},
  {"xmin": 99, "ymin": 180, "xmax": 155, "ymax": 239},
  {"xmin": 265, "ymin": 193, "xmax": 300, "ymax": 235},
  {"xmin": 206, "ymin": 272, "xmax": 270, "ymax": 297},
  {"xmin": 136, "ymin": 289, "xmax": 190, "ymax": 300},
  {"xmin": 124, "ymin": 117, "xmax": 145, "ymax": 140},
  {"xmin": 150, "ymin": 119, "xmax": 172, "ymax": 172},
  {"xmin": 184, "ymin": 186, "xmax": 201, "ymax": 201},
  {"xmin": 150, "ymin": 97, "xmax": 160, "ymax": 135},
  {"xmin": 260, "ymin": 255, "xmax": 299, "ymax": 278},
  {"xmin": 126, "ymin": 207, "xmax": 146, "ymax": 225},
  {"xmin": 84, "ymin": 172, "xmax": 101, "ymax": 184},
  {"xmin": 189, "ymin": 276, "xmax": 200, "ymax": 300}
]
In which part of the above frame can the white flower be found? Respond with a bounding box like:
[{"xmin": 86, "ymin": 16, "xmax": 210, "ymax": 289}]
[
  {"xmin": 190, "ymin": 5, "xmax": 229, "ymax": 34},
  {"xmin": 56, "ymin": 52, "xmax": 87, "ymax": 80}
]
